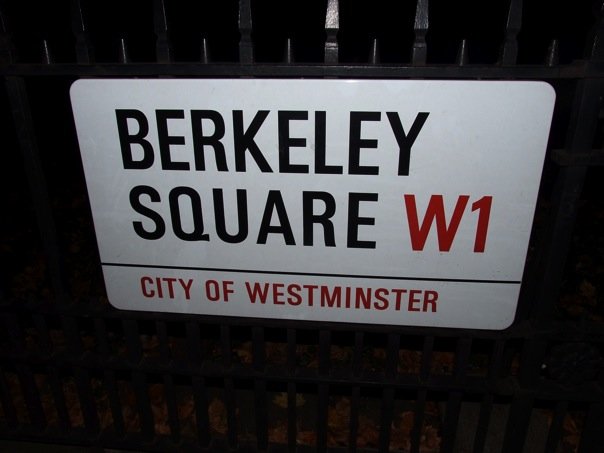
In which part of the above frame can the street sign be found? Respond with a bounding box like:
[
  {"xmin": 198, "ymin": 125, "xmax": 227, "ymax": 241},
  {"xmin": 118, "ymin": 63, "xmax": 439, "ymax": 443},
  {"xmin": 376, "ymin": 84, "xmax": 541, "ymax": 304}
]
[{"xmin": 71, "ymin": 79, "xmax": 555, "ymax": 329}]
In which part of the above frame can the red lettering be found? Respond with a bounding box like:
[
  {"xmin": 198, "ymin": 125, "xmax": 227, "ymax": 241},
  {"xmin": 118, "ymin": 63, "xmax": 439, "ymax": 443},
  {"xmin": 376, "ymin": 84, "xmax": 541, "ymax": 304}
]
[
  {"xmin": 141, "ymin": 276, "xmax": 154, "ymax": 297},
  {"xmin": 408, "ymin": 289, "xmax": 422, "ymax": 311},
  {"xmin": 273, "ymin": 283, "xmax": 285, "ymax": 304},
  {"xmin": 246, "ymin": 282, "xmax": 270, "ymax": 304},
  {"xmin": 287, "ymin": 284, "xmax": 302, "ymax": 305},
  {"xmin": 373, "ymin": 288, "xmax": 389, "ymax": 310},
  {"xmin": 423, "ymin": 290, "xmax": 438, "ymax": 312},
  {"xmin": 471, "ymin": 196, "xmax": 492, "ymax": 253},
  {"xmin": 404, "ymin": 194, "xmax": 469, "ymax": 252},
  {"xmin": 303, "ymin": 284, "xmax": 318, "ymax": 306},
  {"xmin": 205, "ymin": 280, "xmax": 220, "ymax": 301},
  {"xmin": 179, "ymin": 278, "xmax": 193, "ymax": 300},
  {"xmin": 392, "ymin": 288, "xmax": 407, "ymax": 311}
]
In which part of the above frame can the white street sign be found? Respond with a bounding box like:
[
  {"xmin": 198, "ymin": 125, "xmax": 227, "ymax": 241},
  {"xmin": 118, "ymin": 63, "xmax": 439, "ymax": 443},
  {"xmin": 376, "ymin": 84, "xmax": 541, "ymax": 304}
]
[{"xmin": 71, "ymin": 79, "xmax": 555, "ymax": 329}]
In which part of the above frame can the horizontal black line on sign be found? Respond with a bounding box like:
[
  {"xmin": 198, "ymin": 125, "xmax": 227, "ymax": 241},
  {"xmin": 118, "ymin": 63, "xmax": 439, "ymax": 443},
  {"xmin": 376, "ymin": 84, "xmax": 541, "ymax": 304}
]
[{"xmin": 101, "ymin": 262, "xmax": 521, "ymax": 285}]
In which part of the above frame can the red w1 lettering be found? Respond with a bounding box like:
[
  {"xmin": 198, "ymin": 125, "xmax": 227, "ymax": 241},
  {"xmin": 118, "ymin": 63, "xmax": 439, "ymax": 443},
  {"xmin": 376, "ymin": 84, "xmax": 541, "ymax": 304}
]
[{"xmin": 404, "ymin": 194, "xmax": 493, "ymax": 253}]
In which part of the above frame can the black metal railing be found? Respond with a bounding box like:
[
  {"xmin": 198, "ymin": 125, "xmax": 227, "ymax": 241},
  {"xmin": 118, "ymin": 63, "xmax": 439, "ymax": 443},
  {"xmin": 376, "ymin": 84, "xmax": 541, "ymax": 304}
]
[{"xmin": 0, "ymin": 0, "xmax": 603, "ymax": 452}]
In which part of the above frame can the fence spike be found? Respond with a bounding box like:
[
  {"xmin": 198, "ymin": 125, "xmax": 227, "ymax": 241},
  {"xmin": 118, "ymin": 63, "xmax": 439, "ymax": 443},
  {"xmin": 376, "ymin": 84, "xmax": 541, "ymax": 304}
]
[
  {"xmin": 412, "ymin": 0, "xmax": 429, "ymax": 65},
  {"xmin": 500, "ymin": 0, "xmax": 522, "ymax": 65},
  {"xmin": 457, "ymin": 38, "xmax": 469, "ymax": 66},
  {"xmin": 42, "ymin": 39, "xmax": 53, "ymax": 64},
  {"xmin": 588, "ymin": 1, "xmax": 604, "ymax": 60},
  {"xmin": 200, "ymin": 36, "xmax": 210, "ymax": 63},
  {"xmin": 119, "ymin": 37, "xmax": 130, "ymax": 64},
  {"xmin": 238, "ymin": 0, "xmax": 253, "ymax": 63},
  {"xmin": 70, "ymin": 0, "xmax": 93, "ymax": 63},
  {"xmin": 284, "ymin": 37, "xmax": 294, "ymax": 64},
  {"xmin": 369, "ymin": 38, "xmax": 380, "ymax": 64},
  {"xmin": 546, "ymin": 39, "xmax": 559, "ymax": 66},
  {"xmin": 0, "ymin": 5, "xmax": 16, "ymax": 64},
  {"xmin": 154, "ymin": 0, "xmax": 172, "ymax": 62},
  {"xmin": 324, "ymin": 0, "xmax": 339, "ymax": 64}
]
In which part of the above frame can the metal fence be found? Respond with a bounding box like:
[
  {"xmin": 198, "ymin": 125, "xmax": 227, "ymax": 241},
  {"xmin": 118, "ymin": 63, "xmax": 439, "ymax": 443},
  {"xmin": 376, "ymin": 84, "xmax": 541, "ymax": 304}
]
[{"xmin": 0, "ymin": 0, "xmax": 603, "ymax": 451}]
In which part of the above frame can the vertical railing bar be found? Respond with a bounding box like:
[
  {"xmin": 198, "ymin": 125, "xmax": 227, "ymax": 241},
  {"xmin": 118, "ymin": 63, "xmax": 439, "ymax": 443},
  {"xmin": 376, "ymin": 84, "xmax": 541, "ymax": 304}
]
[
  {"xmin": 33, "ymin": 314, "xmax": 51, "ymax": 355},
  {"xmin": 104, "ymin": 369, "xmax": 125, "ymax": 437},
  {"xmin": 5, "ymin": 76, "xmax": 67, "ymax": 301},
  {"xmin": 472, "ymin": 393, "xmax": 493, "ymax": 453},
  {"xmin": 16, "ymin": 364, "xmax": 46, "ymax": 429},
  {"xmin": 224, "ymin": 377, "xmax": 238, "ymax": 448},
  {"xmin": 546, "ymin": 39, "xmax": 559, "ymax": 66},
  {"xmin": 186, "ymin": 321, "xmax": 202, "ymax": 364},
  {"xmin": 163, "ymin": 373, "xmax": 180, "ymax": 442},
  {"xmin": 132, "ymin": 371, "xmax": 154, "ymax": 440},
  {"xmin": 386, "ymin": 332, "xmax": 400, "ymax": 377},
  {"xmin": 42, "ymin": 39, "xmax": 53, "ymax": 64},
  {"xmin": 221, "ymin": 325, "xmax": 231, "ymax": 368},
  {"xmin": 287, "ymin": 381, "xmax": 297, "ymax": 452},
  {"xmin": 286, "ymin": 328, "xmax": 296, "ymax": 449},
  {"xmin": 457, "ymin": 39, "xmax": 469, "ymax": 66},
  {"xmin": 543, "ymin": 400, "xmax": 567, "ymax": 453},
  {"xmin": 61, "ymin": 315, "xmax": 83, "ymax": 357},
  {"xmin": 500, "ymin": 0, "xmax": 523, "ymax": 65},
  {"xmin": 369, "ymin": 38, "xmax": 380, "ymax": 64},
  {"xmin": 200, "ymin": 36, "xmax": 210, "ymax": 63},
  {"xmin": 501, "ymin": 393, "xmax": 534, "ymax": 453},
  {"xmin": 74, "ymin": 366, "xmax": 100, "ymax": 435},
  {"xmin": 348, "ymin": 385, "xmax": 360, "ymax": 452},
  {"xmin": 153, "ymin": 0, "xmax": 172, "ymax": 63},
  {"xmin": 352, "ymin": 331, "xmax": 363, "ymax": 377},
  {"xmin": 156, "ymin": 320, "xmax": 171, "ymax": 362},
  {"xmin": 317, "ymin": 383, "xmax": 329, "ymax": 451},
  {"xmin": 324, "ymin": 0, "xmax": 339, "ymax": 64},
  {"xmin": 454, "ymin": 338, "xmax": 472, "ymax": 382},
  {"xmin": 488, "ymin": 339, "xmax": 505, "ymax": 381},
  {"xmin": 378, "ymin": 386, "xmax": 395, "ymax": 452},
  {"xmin": 410, "ymin": 389, "xmax": 426, "ymax": 453},
  {"xmin": 123, "ymin": 319, "xmax": 142, "ymax": 364},
  {"xmin": 70, "ymin": 0, "xmax": 93, "ymax": 63},
  {"xmin": 118, "ymin": 37, "xmax": 130, "ymax": 64},
  {"xmin": 412, "ymin": 0, "xmax": 429, "ymax": 65},
  {"xmin": 440, "ymin": 391, "xmax": 463, "ymax": 453},
  {"xmin": 420, "ymin": 336, "xmax": 434, "ymax": 380},
  {"xmin": 192, "ymin": 375, "xmax": 211, "ymax": 446},
  {"xmin": 4, "ymin": 313, "xmax": 25, "ymax": 354},
  {"xmin": 238, "ymin": 0, "xmax": 254, "ymax": 64},
  {"xmin": 48, "ymin": 366, "xmax": 70, "ymax": 432},
  {"xmin": 253, "ymin": 326, "xmax": 268, "ymax": 449},
  {"xmin": 578, "ymin": 402, "xmax": 604, "ymax": 453},
  {"xmin": 286, "ymin": 328, "xmax": 296, "ymax": 373},
  {"xmin": 93, "ymin": 318, "xmax": 110, "ymax": 359},
  {"xmin": 0, "ymin": 6, "xmax": 16, "ymax": 64},
  {"xmin": 0, "ymin": 366, "xmax": 18, "ymax": 429},
  {"xmin": 319, "ymin": 329, "xmax": 330, "ymax": 374},
  {"xmin": 284, "ymin": 37, "xmax": 294, "ymax": 64}
]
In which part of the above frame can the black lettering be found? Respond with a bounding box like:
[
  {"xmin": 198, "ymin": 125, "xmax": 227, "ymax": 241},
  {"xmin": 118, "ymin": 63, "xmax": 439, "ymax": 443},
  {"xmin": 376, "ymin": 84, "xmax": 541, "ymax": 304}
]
[
  {"xmin": 191, "ymin": 110, "xmax": 228, "ymax": 171},
  {"xmin": 129, "ymin": 185, "xmax": 165, "ymax": 239},
  {"xmin": 156, "ymin": 109, "xmax": 189, "ymax": 171},
  {"xmin": 315, "ymin": 111, "xmax": 343, "ymax": 174},
  {"xmin": 233, "ymin": 110, "xmax": 272, "ymax": 172},
  {"xmin": 386, "ymin": 112, "xmax": 430, "ymax": 176},
  {"xmin": 303, "ymin": 191, "xmax": 336, "ymax": 246},
  {"xmin": 168, "ymin": 187, "xmax": 209, "ymax": 241},
  {"xmin": 347, "ymin": 192, "xmax": 378, "ymax": 249},
  {"xmin": 116, "ymin": 109, "xmax": 154, "ymax": 169},
  {"xmin": 213, "ymin": 189, "xmax": 249, "ymax": 243},
  {"xmin": 279, "ymin": 110, "xmax": 309, "ymax": 173},
  {"xmin": 349, "ymin": 111, "xmax": 380, "ymax": 175},
  {"xmin": 257, "ymin": 190, "xmax": 295, "ymax": 245}
]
